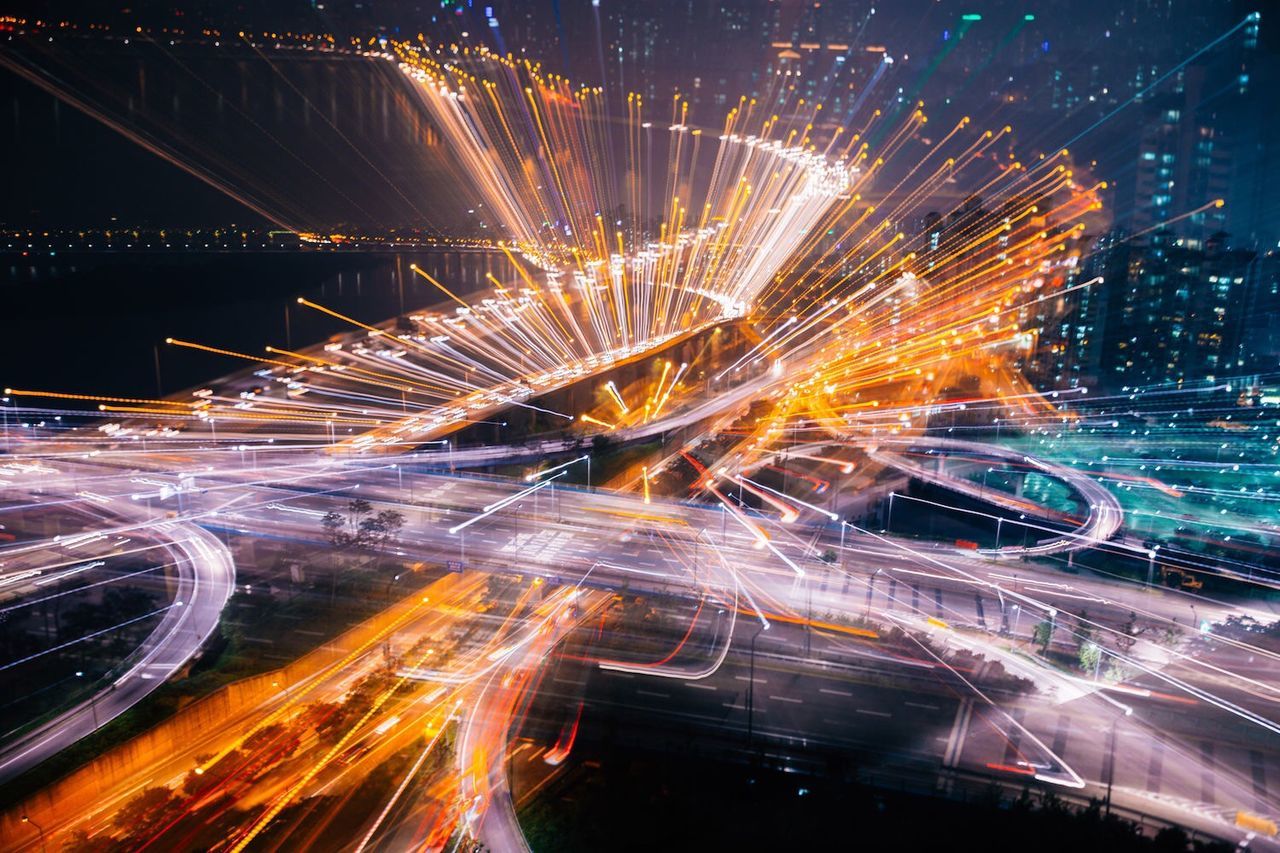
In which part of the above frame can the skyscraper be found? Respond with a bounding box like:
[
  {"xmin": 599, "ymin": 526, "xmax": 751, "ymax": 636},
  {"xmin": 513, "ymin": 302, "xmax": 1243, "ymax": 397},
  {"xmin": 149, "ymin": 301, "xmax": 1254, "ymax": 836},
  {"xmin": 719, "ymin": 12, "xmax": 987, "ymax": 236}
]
[{"xmin": 1121, "ymin": 65, "xmax": 1230, "ymax": 248}]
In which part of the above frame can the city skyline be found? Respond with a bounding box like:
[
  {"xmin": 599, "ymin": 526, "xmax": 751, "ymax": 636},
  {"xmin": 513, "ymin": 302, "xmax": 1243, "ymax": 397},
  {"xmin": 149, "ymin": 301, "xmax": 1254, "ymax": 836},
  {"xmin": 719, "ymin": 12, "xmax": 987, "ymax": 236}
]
[{"xmin": 1, "ymin": 3, "xmax": 1280, "ymax": 851}]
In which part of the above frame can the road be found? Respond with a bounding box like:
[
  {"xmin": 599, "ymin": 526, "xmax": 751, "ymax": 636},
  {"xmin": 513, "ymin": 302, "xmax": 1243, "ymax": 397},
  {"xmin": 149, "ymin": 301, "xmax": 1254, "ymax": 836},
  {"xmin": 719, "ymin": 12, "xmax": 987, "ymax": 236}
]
[
  {"xmin": 149, "ymin": 453, "xmax": 1280, "ymax": 844},
  {"xmin": 2, "ymin": 435, "xmax": 1278, "ymax": 847},
  {"xmin": 0, "ymin": 487, "xmax": 235, "ymax": 784},
  {"xmin": 526, "ymin": 616, "xmax": 1280, "ymax": 849},
  {"xmin": 863, "ymin": 435, "xmax": 1125, "ymax": 557}
]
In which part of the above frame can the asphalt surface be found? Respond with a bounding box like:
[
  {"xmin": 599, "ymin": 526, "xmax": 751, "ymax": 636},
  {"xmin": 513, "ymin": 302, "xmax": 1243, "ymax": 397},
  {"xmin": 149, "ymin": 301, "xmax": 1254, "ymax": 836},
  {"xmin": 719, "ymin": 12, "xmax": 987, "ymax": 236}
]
[
  {"xmin": 0, "ymin": 490, "xmax": 235, "ymax": 784},
  {"xmin": 1, "ymin": 439, "xmax": 1278, "ymax": 846}
]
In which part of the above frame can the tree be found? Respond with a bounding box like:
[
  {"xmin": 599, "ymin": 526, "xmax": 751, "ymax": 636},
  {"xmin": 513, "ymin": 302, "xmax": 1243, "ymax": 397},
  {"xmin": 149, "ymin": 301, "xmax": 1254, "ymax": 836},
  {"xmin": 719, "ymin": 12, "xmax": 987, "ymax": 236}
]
[
  {"xmin": 375, "ymin": 509, "xmax": 406, "ymax": 551},
  {"xmin": 1156, "ymin": 625, "xmax": 1183, "ymax": 648},
  {"xmin": 1033, "ymin": 619, "xmax": 1054, "ymax": 653},
  {"xmin": 1112, "ymin": 612, "xmax": 1141, "ymax": 656},
  {"xmin": 62, "ymin": 829, "xmax": 116, "ymax": 852},
  {"xmin": 355, "ymin": 508, "xmax": 407, "ymax": 555},
  {"xmin": 322, "ymin": 510, "xmax": 347, "ymax": 548},
  {"xmin": 348, "ymin": 497, "xmax": 373, "ymax": 541},
  {"xmin": 114, "ymin": 786, "xmax": 178, "ymax": 835},
  {"xmin": 321, "ymin": 509, "xmax": 349, "ymax": 604},
  {"xmin": 1079, "ymin": 640, "xmax": 1102, "ymax": 677},
  {"xmin": 359, "ymin": 514, "xmax": 387, "ymax": 551}
]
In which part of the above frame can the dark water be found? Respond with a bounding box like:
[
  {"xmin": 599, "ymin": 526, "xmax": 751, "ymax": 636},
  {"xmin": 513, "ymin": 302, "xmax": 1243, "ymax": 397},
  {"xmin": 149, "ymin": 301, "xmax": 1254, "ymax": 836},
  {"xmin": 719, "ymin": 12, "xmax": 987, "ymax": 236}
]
[
  {"xmin": 2, "ymin": 37, "xmax": 473, "ymax": 231},
  {"xmin": 0, "ymin": 250, "xmax": 509, "ymax": 400}
]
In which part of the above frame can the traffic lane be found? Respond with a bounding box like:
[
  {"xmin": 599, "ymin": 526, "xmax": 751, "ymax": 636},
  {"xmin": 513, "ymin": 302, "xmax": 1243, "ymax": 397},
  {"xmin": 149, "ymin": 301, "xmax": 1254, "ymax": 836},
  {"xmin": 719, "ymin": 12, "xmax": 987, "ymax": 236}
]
[
  {"xmin": 525, "ymin": 627, "xmax": 1280, "ymax": 836},
  {"xmin": 517, "ymin": 619, "xmax": 979, "ymax": 760},
  {"xmin": 10, "ymin": 573, "xmax": 490, "ymax": 842},
  {"xmin": 961, "ymin": 693, "xmax": 1280, "ymax": 821},
  {"xmin": 8, "ymin": 439, "xmax": 1272, "ymax": 637},
  {"xmin": 75, "ymin": 458, "xmax": 1256, "ymax": 639},
  {"xmin": 0, "ymin": 518, "xmax": 234, "ymax": 784},
  {"xmin": 255, "ymin": 465, "xmax": 1258, "ymax": 633},
  {"xmin": 186, "ymin": 468, "xmax": 1269, "ymax": 725},
  {"xmin": 10, "ymin": 461, "xmax": 1269, "ymax": 778}
]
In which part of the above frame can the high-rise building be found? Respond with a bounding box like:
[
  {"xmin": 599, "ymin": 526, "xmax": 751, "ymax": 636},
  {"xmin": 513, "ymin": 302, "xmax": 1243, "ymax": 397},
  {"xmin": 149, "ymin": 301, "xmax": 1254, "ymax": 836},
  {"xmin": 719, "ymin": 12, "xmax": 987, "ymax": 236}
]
[
  {"xmin": 1119, "ymin": 65, "xmax": 1230, "ymax": 248},
  {"xmin": 1089, "ymin": 229, "xmax": 1253, "ymax": 391},
  {"xmin": 1238, "ymin": 252, "xmax": 1280, "ymax": 375}
]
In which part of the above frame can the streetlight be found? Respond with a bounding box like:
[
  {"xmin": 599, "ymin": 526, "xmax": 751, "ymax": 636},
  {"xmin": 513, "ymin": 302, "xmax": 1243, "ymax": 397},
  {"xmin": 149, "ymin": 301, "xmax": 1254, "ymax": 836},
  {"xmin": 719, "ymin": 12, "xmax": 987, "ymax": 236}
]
[
  {"xmin": 839, "ymin": 521, "xmax": 853, "ymax": 571},
  {"xmin": 1145, "ymin": 546, "xmax": 1159, "ymax": 589},
  {"xmin": 76, "ymin": 671, "xmax": 99, "ymax": 729},
  {"xmin": 692, "ymin": 528, "xmax": 707, "ymax": 583},
  {"xmin": 746, "ymin": 622, "xmax": 767, "ymax": 747},
  {"xmin": 423, "ymin": 439, "xmax": 452, "ymax": 472},
  {"xmin": 804, "ymin": 574, "xmax": 814, "ymax": 657},
  {"xmin": 1103, "ymin": 711, "xmax": 1133, "ymax": 816},
  {"xmin": 21, "ymin": 815, "xmax": 47, "ymax": 853},
  {"xmin": 865, "ymin": 567, "xmax": 882, "ymax": 618}
]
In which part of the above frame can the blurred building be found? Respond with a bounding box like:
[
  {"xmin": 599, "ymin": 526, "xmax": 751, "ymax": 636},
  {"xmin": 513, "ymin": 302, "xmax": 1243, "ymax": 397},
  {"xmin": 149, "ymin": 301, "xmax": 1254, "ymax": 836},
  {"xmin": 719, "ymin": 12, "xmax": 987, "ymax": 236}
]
[
  {"xmin": 1073, "ymin": 229, "xmax": 1254, "ymax": 391},
  {"xmin": 1115, "ymin": 66, "xmax": 1230, "ymax": 247},
  {"xmin": 1238, "ymin": 252, "xmax": 1280, "ymax": 376}
]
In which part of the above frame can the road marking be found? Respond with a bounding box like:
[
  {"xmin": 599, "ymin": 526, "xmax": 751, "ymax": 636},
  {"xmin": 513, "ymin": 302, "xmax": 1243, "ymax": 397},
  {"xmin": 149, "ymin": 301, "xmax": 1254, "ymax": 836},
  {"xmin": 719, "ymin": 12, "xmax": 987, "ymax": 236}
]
[
  {"xmin": 943, "ymin": 698, "xmax": 974, "ymax": 767},
  {"xmin": 819, "ymin": 688, "xmax": 852, "ymax": 697},
  {"xmin": 683, "ymin": 683, "xmax": 717, "ymax": 691},
  {"xmin": 856, "ymin": 708, "xmax": 891, "ymax": 717},
  {"xmin": 769, "ymin": 695, "xmax": 803, "ymax": 704},
  {"xmin": 904, "ymin": 701, "xmax": 939, "ymax": 710},
  {"xmin": 636, "ymin": 689, "xmax": 669, "ymax": 699},
  {"xmin": 734, "ymin": 676, "xmax": 767, "ymax": 684}
]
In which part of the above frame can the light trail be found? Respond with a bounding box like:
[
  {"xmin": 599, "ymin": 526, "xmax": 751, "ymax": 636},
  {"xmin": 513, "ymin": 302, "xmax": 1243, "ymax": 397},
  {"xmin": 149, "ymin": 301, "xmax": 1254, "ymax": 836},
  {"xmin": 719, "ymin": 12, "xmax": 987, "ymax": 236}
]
[
  {"xmin": 448, "ymin": 473, "xmax": 566, "ymax": 534},
  {"xmin": 525, "ymin": 455, "xmax": 588, "ymax": 482},
  {"xmin": 2, "ymin": 26, "xmax": 1277, "ymax": 852}
]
